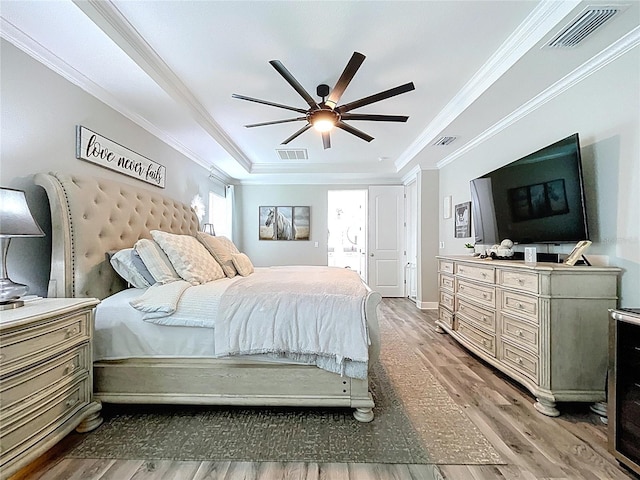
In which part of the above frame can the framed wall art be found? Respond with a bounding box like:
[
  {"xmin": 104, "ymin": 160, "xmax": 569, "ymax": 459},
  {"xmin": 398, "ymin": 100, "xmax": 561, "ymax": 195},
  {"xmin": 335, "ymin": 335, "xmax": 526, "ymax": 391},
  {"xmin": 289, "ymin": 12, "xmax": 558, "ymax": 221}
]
[
  {"xmin": 259, "ymin": 206, "xmax": 310, "ymax": 240},
  {"xmin": 454, "ymin": 201, "xmax": 472, "ymax": 238}
]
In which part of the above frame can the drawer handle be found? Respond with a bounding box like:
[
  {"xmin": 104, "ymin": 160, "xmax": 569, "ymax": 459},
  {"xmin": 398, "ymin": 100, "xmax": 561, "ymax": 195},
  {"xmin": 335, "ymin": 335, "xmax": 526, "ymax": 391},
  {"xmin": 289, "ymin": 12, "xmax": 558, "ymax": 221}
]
[
  {"xmin": 516, "ymin": 357, "xmax": 524, "ymax": 365},
  {"xmin": 0, "ymin": 353, "xmax": 5, "ymax": 361},
  {"xmin": 481, "ymin": 272, "xmax": 487, "ymax": 278},
  {"xmin": 65, "ymin": 327, "xmax": 79, "ymax": 338},
  {"xmin": 482, "ymin": 316, "xmax": 487, "ymax": 321},
  {"xmin": 517, "ymin": 303, "xmax": 524, "ymax": 309},
  {"xmin": 64, "ymin": 362, "xmax": 76, "ymax": 374},
  {"xmin": 518, "ymin": 279, "xmax": 524, "ymax": 285},
  {"xmin": 65, "ymin": 398, "xmax": 78, "ymax": 408},
  {"xmin": 459, "ymin": 268, "xmax": 465, "ymax": 273},
  {"xmin": 482, "ymin": 293, "xmax": 488, "ymax": 298},
  {"xmin": 516, "ymin": 329, "xmax": 524, "ymax": 337}
]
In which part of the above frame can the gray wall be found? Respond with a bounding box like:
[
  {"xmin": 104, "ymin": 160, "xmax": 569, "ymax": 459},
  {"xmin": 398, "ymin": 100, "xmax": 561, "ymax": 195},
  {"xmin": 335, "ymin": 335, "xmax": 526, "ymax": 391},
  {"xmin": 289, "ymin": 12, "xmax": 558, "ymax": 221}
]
[
  {"xmin": 438, "ymin": 47, "xmax": 639, "ymax": 307},
  {"xmin": 236, "ymin": 184, "xmax": 368, "ymax": 267},
  {"xmin": 1, "ymin": 40, "xmax": 216, "ymax": 297},
  {"xmin": 416, "ymin": 170, "xmax": 439, "ymax": 307}
]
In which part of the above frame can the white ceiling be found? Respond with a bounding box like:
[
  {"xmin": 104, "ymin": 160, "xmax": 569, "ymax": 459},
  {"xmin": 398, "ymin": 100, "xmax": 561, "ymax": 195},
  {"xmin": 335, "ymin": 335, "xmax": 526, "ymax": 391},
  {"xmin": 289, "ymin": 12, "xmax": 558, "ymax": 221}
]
[{"xmin": 2, "ymin": 1, "xmax": 638, "ymax": 185}]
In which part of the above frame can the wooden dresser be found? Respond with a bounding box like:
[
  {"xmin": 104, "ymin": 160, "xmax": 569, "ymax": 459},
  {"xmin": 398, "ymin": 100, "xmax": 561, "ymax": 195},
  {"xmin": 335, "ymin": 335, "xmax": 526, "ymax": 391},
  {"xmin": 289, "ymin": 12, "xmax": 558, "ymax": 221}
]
[
  {"xmin": 0, "ymin": 298, "xmax": 102, "ymax": 479},
  {"xmin": 436, "ymin": 255, "xmax": 619, "ymax": 416}
]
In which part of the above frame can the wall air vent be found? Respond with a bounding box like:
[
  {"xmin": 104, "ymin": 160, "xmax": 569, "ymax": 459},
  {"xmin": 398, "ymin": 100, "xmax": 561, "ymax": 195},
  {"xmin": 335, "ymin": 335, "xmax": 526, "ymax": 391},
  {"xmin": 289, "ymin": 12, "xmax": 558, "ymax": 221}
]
[
  {"xmin": 432, "ymin": 136, "xmax": 457, "ymax": 146},
  {"xmin": 546, "ymin": 7, "xmax": 622, "ymax": 48},
  {"xmin": 276, "ymin": 148, "xmax": 308, "ymax": 160}
]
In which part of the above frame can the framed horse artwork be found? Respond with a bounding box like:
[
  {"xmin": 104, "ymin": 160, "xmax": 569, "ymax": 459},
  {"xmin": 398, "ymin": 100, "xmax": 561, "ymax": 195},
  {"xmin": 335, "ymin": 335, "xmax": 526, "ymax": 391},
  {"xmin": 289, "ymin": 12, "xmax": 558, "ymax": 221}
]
[{"xmin": 259, "ymin": 206, "xmax": 310, "ymax": 241}]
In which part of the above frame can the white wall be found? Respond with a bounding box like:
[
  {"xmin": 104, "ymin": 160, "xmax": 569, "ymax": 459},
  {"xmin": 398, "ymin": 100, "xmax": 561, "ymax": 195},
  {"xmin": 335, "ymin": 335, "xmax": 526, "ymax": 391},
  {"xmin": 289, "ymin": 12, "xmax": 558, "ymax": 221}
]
[
  {"xmin": 437, "ymin": 46, "xmax": 640, "ymax": 307},
  {"xmin": 1, "ymin": 40, "xmax": 216, "ymax": 296}
]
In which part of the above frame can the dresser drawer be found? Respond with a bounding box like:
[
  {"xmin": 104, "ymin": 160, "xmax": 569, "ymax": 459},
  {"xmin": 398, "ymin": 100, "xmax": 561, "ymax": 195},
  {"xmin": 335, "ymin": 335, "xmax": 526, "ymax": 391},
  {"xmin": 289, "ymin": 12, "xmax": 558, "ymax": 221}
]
[
  {"xmin": 498, "ymin": 270, "xmax": 539, "ymax": 294},
  {"xmin": 439, "ymin": 290, "xmax": 455, "ymax": 310},
  {"xmin": 0, "ymin": 377, "xmax": 88, "ymax": 458},
  {"xmin": 0, "ymin": 312, "xmax": 89, "ymax": 377},
  {"xmin": 439, "ymin": 307, "xmax": 455, "ymax": 329},
  {"xmin": 0, "ymin": 345, "xmax": 89, "ymax": 414},
  {"xmin": 500, "ymin": 314, "xmax": 538, "ymax": 352},
  {"xmin": 500, "ymin": 290, "xmax": 538, "ymax": 322},
  {"xmin": 457, "ymin": 279, "xmax": 495, "ymax": 308},
  {"xmin": 500, "ymin": 340, "xmax": 538, "ymax": 382},
  {"xmin": 458, "ymin": 320, "xmax": 495, "ymax": 357},
  {"xmin": 439, "ymin": 273, "xmax": 455, "ymax": 292},
  {"xmin": 458, "ymin": 299, "xmax": 495, "ymax": 333},
  {"xmin": 439, "ymin": 259, "xmax": 454, "ymax": 274},
  {"xmin": 456, "ymin": 263, "xmax": 494, "ymax": 284}
]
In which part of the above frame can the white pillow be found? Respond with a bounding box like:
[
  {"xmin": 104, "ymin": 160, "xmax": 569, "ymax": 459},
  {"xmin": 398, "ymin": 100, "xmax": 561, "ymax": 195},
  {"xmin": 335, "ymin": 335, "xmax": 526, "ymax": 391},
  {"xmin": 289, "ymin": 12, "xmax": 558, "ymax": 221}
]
[
  {"xmin": 135, "ymin": 238, "xmax": 181, "ymax": 284},
  {"xmin": 196, "ymin": 233, "xmax": 238, "ymax": 278},
  {"xmin": 110, "ymin": 248, "xmax": 152, "ymax": 288},
  {"xmin": 231, "ymin": 253, "xmax": 254, "ymax": 277},
  {"xmin": 151, "ymin": 230, "xmax": 225, "ymax": 285}
]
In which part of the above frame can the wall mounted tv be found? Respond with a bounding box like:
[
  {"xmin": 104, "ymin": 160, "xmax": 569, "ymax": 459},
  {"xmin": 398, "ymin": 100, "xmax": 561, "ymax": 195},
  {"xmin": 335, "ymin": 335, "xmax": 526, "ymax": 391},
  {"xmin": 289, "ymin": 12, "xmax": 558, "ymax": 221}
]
[{"xmin": 470, "ymin": 133, "xmax": 589, "ymax": 245}]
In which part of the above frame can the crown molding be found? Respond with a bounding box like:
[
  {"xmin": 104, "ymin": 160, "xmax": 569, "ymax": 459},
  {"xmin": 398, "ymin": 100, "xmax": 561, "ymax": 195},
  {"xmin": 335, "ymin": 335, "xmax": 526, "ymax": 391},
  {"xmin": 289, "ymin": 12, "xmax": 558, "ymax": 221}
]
[
  {"xmin": 394, "ymin": 0, "xmax": 580, "ymax": 173},
  {"xmin": 0, "ymin": 17, "xmax": 233, "ymax": 185},
  {"xmin": 71, "ymin": 0, "xmax": 253, "ymax": 174},
  {"xmin": 436, "ymin": 26, "xmax": 640, "ymax": 170}
]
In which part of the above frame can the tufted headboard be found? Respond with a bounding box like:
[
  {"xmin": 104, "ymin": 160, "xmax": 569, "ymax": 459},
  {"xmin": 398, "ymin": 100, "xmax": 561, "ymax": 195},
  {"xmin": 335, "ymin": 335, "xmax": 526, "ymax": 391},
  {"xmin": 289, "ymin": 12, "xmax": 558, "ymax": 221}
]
[{"xmin": 34, "ymin": 172, "xmax": 199, "ymax": 300}]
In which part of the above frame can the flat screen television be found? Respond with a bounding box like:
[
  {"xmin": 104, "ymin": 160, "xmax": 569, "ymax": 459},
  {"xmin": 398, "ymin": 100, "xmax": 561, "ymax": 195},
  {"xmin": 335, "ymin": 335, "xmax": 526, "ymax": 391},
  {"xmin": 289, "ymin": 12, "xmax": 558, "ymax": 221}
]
[{"xmin": 470, "ymin": 133, "xmax": 589, "ymax": 245}]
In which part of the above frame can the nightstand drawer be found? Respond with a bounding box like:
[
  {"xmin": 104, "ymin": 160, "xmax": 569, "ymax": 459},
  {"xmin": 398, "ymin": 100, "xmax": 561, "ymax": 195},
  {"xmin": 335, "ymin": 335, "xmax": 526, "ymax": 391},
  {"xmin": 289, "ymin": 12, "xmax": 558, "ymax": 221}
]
[
  {"xmin": 458, "ymin": 320, "xmax": 495, "ymax": 356},
  {"xmin": 0, "ymin": 377, "xmax": 88, "ymax": 458},
  {"xmin": 457, "ymin": 279, "xmax": 495, "ymax": 308},
  {"xmin": 458, "ymin": 299, "xmax": 495, "ymax": 333},
  {"xmin": 0, "ymin": 312, "xmax": 89, "ymax": 377},
  {"xmin": 456, "ymin": 263, "xmax": 494, "ymax": 284},
  {"xmin": 0, "ymin": 345, "xmax": 89, "ymax": 413},
  {"xmin": 500, "ymin": 290, "xmax": 538, "ymax": 322},
  {"xmin": 499, "ymin": 270, "xmax": 539, "ymax": 294}
]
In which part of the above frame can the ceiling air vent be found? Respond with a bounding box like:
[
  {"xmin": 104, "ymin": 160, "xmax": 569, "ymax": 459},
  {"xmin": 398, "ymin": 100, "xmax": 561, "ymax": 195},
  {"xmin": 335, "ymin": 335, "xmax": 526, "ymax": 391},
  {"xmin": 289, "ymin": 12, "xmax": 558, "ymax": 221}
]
[
  {"xmin": 546, "ymin": 7, "xmax": 622, "ymax": 48},
  {"xmin": 432, "ymin": 136, "xmax": 457, "ymax": 146},
  {"xmin": 276, "ymin": 148, "xmax": 308, "ymax": 160}
]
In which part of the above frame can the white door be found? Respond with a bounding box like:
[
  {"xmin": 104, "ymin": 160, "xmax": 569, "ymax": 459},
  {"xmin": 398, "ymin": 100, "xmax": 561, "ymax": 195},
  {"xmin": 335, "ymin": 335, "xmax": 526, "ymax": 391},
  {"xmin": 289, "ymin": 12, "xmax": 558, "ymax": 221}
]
[{"xmin": 368, "ymin": 185, "xmax": 405, "ymax": 297}]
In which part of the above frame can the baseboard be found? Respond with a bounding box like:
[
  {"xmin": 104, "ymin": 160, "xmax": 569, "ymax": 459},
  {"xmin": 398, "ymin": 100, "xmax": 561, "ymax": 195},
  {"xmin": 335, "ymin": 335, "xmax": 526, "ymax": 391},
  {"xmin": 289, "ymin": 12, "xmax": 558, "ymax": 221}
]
[{"xmin": 415, "ymin": 300, "xmax": 438, "ymax": 310}]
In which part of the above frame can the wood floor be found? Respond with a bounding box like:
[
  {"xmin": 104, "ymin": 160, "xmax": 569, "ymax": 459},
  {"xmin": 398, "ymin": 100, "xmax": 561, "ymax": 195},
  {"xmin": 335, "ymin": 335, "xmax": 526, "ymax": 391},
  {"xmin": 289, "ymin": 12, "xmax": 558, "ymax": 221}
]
[{"xmin": 9, "ymin": 298, "xmax": 636, "ymax": 480}]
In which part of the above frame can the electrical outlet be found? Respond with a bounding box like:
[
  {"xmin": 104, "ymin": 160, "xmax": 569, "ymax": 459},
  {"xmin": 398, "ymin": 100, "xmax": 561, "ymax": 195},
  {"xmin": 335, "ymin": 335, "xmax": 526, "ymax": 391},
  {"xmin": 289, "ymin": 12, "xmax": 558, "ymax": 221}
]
[
  {"xmin": 314, "ymin": 241, "xmax": 319, "ymax": 248},
  {"xmin": 439, "ymin": 241, "xmax": 445, "ymax": 249}
]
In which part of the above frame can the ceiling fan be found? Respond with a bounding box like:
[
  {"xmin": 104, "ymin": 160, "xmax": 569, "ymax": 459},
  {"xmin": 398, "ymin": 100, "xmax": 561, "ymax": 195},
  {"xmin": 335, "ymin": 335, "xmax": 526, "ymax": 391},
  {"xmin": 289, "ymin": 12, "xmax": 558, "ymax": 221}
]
[{"xmin": 232, "ymin": 52, "xmax": 415, "ymax": 149}]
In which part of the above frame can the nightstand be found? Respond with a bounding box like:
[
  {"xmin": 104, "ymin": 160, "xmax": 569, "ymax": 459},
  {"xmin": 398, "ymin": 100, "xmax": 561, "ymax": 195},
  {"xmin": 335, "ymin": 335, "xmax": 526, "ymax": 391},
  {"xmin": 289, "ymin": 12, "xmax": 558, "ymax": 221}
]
[{"xmin": 0, "ymin": 298, "xmax": 102, "ymax": 479}]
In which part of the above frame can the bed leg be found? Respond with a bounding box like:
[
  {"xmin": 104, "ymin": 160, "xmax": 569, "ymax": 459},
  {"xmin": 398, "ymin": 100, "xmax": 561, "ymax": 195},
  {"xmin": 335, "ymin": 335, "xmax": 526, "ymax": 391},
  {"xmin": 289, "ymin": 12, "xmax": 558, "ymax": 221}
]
[{"xmin": 353, "ymin": 407, "xmax": 374, "ymax": 423}]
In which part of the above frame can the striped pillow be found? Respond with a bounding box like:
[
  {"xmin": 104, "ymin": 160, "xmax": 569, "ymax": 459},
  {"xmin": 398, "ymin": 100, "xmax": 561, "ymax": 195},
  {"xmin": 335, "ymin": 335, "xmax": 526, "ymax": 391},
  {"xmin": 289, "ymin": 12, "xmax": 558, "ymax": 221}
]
[
  {"xmin": 151, "ymin": 230, "xmax": 225, "ymax": 285},
  {"xmin": 135, "ymin": 238, "xmax": 181, "ymax": 284},
  {"xmin": 109, "ymin": 248, "xmax": 152, "ymax": 288}
]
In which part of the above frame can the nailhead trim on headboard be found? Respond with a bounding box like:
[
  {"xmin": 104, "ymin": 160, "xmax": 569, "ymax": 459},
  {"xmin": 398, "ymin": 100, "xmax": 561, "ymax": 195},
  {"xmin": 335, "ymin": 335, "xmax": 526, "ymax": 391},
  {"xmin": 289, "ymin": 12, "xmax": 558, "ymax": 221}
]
[{"xmin": 35, "ymin": 172, "xmax": 199, "ymax": 300}]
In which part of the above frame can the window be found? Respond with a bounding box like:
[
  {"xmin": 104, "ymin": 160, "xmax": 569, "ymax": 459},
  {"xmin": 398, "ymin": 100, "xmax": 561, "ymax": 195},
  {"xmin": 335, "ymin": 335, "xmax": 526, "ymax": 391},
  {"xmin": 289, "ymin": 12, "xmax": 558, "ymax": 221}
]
[{"xmin": 208, "ymin": 188, "xmax": 233, "ymax": 239}]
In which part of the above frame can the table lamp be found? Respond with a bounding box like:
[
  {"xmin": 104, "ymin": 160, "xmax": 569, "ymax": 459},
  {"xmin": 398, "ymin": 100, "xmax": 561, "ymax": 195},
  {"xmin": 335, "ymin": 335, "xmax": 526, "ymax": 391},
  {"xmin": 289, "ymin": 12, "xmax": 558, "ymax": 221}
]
[
  {"xmin": 0, "ymin": 188, "xmax": 45, "ymax": 310},
  {"xmin": 202, "ymin": 223, "xmax": 215, "ymax": 236}
]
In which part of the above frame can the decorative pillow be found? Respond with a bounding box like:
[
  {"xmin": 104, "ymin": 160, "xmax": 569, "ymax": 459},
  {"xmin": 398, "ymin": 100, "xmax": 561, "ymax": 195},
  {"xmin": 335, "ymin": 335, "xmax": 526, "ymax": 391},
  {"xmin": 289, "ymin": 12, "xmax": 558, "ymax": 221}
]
[
  {"xmin": 216, "ymin": 236, "xmax": 240, "ymax": 254},
  {"xmin": 151, "ymin": 230, "xmax": 225, "ymax": 284},
  {"xmin": 109, "ymin": 248, "xmax": 153, "ymax": 288},
  {"xmin": 196, "ymin": 232, "xmax": 238, "ymax": 278},
  {"xmin": 231, "ymin": 252, "xmax": 254, "ymax": 277},
  {"xmin": 135, "ymin": 238, "xmax": 181, "ymax": 284}
]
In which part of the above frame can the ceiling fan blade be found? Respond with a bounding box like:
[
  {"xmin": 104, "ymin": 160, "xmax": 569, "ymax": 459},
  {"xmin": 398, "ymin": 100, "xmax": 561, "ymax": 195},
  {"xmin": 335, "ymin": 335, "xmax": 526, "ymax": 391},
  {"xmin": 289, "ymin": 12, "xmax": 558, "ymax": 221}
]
[
  {"xmin": 336, "ymin": 121, "xmax": 374, "ymax": 143},
  {"xmin": 340, "ymin": 113, "xmax": 409, "ymax": 122},
  {"xmin": 269, "ymin": 60, "xmax": 320, "ymax": 110},
  {"xmin": 337, "ymin": 82, "xmax": 415, "ymax": 114},
  {"xmin": 322, "ymin": 131, "xmax": 331, "ymax": 150},
  {"xmin": 325, "ymin": 52, "xmax": 366, "ymax": 110},
  {"xmin": 232, "ymin": 94, "xmax": 308, "ymax": 114},
  {"xmin": 282, "ymin": 124, "xmax": 312, "ymax": 145},
  {"xmin": 245, "ymin": 117, "xmax": 307, "ymax": 128}
]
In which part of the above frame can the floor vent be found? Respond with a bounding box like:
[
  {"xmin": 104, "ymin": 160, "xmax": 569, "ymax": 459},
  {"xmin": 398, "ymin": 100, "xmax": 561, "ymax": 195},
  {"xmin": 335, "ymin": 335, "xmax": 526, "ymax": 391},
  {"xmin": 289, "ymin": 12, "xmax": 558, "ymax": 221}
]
[
  {"xmin": 546, "ymin": 7, "xmax": 622, "ymax": 48},
  {"xmin": 276, "ymin": 148, "xmax": 308, "ymax": 160},
  {"xmin": 432, "ymin": 136, "xmax": 457, "ymax": 146}
]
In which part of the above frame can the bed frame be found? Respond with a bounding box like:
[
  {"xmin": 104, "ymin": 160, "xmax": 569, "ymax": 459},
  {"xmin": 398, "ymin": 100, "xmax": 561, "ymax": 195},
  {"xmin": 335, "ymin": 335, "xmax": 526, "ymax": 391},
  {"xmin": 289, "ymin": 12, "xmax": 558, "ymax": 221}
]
[{"xmin": 34, "ymin": 172, "xmax": 381, "ymax": 422}]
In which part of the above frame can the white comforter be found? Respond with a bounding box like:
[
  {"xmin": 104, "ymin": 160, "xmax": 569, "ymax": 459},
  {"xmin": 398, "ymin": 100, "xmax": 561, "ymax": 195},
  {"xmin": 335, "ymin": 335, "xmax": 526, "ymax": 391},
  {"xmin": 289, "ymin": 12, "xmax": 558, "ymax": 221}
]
[{"xmin": 130, "ymin": 266, "xmax": 371, "ymax": 378}]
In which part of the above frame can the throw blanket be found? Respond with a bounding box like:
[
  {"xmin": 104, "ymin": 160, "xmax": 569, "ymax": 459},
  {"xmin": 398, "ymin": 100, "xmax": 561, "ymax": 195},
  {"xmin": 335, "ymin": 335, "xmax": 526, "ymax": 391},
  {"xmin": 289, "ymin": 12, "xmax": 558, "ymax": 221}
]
[{"xmin": 130, "ymin": 266, "xmax": 371, "ymax": 379}]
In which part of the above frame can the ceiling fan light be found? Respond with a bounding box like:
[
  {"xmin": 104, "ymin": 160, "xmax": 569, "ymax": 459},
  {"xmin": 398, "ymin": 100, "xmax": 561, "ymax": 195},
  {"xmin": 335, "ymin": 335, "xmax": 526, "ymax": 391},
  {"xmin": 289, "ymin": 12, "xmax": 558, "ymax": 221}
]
[{"xmin": 313, "ymin": 119, "xmax": 335, "ymax": 132}]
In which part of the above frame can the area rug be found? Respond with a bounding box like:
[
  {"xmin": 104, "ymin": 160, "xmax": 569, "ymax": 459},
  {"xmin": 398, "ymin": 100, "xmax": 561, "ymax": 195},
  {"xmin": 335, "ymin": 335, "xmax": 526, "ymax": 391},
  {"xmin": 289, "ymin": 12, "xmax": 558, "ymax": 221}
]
[{"xmin": 68, "ymin": 302, "xmax": 503, "ymax": 465}]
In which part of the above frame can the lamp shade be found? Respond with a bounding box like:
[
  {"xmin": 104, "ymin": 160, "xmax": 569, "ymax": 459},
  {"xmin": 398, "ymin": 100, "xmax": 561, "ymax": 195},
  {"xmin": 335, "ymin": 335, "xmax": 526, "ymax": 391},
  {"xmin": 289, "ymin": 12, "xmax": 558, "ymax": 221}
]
[{"xmin": 0, "ymin": 188, "xmax": 45, "ymax": 237}]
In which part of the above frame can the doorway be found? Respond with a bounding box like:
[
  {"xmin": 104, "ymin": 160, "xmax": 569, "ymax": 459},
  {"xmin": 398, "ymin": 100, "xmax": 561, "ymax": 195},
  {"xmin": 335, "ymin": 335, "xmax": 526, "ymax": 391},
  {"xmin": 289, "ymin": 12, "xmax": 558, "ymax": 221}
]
[{"xmin": 327, "ymin": 190, "xmax": 367, "ymax": 280}]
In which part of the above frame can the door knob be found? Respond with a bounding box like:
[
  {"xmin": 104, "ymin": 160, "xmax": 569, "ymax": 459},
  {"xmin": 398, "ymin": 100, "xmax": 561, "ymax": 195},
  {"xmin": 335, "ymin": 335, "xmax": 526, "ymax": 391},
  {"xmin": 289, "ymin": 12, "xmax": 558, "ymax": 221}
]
[{"xmin": 370, "ymin": 253, "xmax": 374, "ymax": 257}]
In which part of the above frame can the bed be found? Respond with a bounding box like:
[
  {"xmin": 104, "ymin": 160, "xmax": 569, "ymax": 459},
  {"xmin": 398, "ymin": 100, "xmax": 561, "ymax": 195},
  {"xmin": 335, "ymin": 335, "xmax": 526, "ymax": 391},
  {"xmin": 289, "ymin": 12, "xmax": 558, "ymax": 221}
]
[{"xmin": 34, "ymin": 172, "xmax": 381, "ymax": 423}]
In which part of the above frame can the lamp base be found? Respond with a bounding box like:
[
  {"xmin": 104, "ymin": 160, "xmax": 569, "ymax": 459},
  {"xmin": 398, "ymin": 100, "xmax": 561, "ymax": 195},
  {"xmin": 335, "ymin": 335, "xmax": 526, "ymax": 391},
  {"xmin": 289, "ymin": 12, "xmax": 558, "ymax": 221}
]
[
  {"xmin": 0, "ymin": 299, "xmax": 24, "ymax": 311},
  {"xmin": 0, "ymin": 277, "xmax": 29, "ymax": 303}
]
